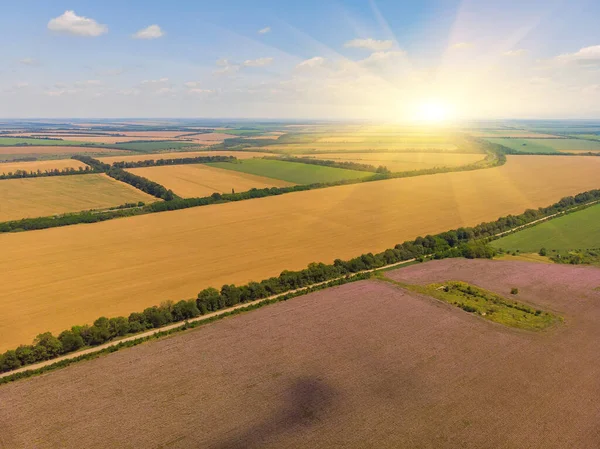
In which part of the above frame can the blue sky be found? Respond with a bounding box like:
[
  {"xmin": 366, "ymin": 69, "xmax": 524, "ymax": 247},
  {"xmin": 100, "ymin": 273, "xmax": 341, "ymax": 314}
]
[{"xmin": 1, "ymin": 0, "xmax": 600, "ymax": 119}]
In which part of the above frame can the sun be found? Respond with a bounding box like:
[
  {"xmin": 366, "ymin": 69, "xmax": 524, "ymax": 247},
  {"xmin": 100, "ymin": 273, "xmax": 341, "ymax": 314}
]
[{"xmin": 416, "ymin": 101, "xmax": 453, "ymax": 123}]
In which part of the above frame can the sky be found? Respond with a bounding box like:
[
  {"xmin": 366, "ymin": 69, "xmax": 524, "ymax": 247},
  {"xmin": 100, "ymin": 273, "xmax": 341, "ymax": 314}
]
[{"xmin": 1, "ymin": 0, "xmax": 600, "ymax": 120}]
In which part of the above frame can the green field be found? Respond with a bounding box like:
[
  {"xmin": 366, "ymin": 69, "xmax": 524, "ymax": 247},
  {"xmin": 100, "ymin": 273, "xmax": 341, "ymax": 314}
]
[
  {"xmin": 485, "ymin": 138, "xmax": 561, "ymax": 153},
  {"xmin": 206, "ymin": 158, "xmax": 373, "ymax": 184},
  {"xmin": 0, "ymin": 137, "xmax": 85, "ymax": 146},
  {"xmin": 492, "ymin": 203, "xmax": 600, "ymax": 252}
]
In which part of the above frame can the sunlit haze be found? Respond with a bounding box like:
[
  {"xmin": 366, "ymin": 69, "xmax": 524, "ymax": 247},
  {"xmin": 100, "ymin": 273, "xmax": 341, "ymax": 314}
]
[{"xmin": 2, "ymin": 0, "xmax": 600, "ymax": 119}]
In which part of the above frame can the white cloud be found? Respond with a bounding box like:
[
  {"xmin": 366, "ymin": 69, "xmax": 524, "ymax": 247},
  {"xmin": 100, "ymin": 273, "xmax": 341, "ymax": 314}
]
[
  {"xmin": 296, "ymin": 57, "xmax": 326, "ymax": 69},
  {"xmin": 258, "ymin": 26, "xmax": 271, "ymax": 35},
  {"xmin": 19, "ymin": 58, "xmax": 39, "ymax": 66},
  {"xmin": 344, "ymin": 38, "xmax": 393, "ymax": 52},
  {"xmin": 45, "ymin": 88, "xmax": 79, "ymax": 97},
  {"xmin": 451, "ymin": 42, "xmax": 473, "ymax": 50},
  {"xmin": 555, "ymin": 45, "xmax": 600, "ymax": 66},
  {"xmin": 243, "ymin": 57, "xmax": 274, "ymax": 67},
  {"xmin": 503, "ymin": 49, "xmax": 527, "ymax": 56},
  {"xmin": 184, "ymin": 81, "xmax": 200, "ymax": 88},
  {"xmin": 117, "ymin": 88, "xmax": 141, "ymax": 96},
  {"xmin": 188, "ymin": 88, "xmax": 213, "ymax": 94},
  {"xmin": 75, "ymin": 79, "xmax": 102, "ymax": 87},
  {"xmin": 47, "ymin": 10, "xmax": 108, "ymax": 37},
  {"xmin": 141, "ymin": 77, "xmax": 169, "ymax": 86},
  {"xmin": 133, "ymin": 24, "xmax": 164, "ymax": 40},
  {"xmin": 15, "ymin": 82, "xmax": 30, "ymax": 89},
  {"xmin": 359, "ymin": 50, "xmax": 406, "ymax": 65}
]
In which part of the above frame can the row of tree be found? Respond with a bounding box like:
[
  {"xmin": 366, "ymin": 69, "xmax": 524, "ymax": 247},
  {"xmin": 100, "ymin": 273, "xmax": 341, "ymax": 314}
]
[
  {"xmin": 0, "ymin": 165, "xmax": 96, "ymax": 180},
  {"xmin": 112, "ymin": 155, "xmax": 234, "ymax": 169},
  {"xmin": 3, "ymin": 190, "xmax": 600, "ymax": 373},
  {"xmin": 72, "ymin": 155, "xmax": 179, "ymax": 201},
  {"xmin": 271, "ymin": 156, "xmax": 390, "ymax": 173}
]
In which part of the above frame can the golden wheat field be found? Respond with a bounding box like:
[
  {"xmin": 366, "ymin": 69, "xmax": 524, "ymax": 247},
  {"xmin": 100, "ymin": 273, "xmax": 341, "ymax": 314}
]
[
  {"xmin": 126, "ymin": 164, "xmax": 294, "ymax": 198},
  {"xmin": 0, "ymin": 159, "xmax": 89, "ymax": 173},
  {"xmin": 0, "ymin": 174, "xmax": 156, "ymax": 222},
  {"xmin": 1, "ymin": 155, "xmax": 599, "ymax": 349},
  {"xmin": 299, "ymin": 152, "xmax": 485, "ymax": 172},
  {"xmin": 97, "ymin": 150, "xmax": 274, "ymax": 165}
]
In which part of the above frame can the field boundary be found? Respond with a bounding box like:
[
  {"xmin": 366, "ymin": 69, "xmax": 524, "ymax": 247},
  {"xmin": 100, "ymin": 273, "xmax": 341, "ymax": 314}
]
[{"xmin": 2, "ymin": 190, "xmax": 599, "ymax": 381}]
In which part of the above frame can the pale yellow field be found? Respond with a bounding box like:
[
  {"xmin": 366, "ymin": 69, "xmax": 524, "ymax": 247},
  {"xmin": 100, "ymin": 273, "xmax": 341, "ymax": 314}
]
[
  {"xmin": 0, "ymin": 159, "xmax": 88, "ymax": 173},
  {"xmin": 0, "ymin": 146, "xmax": 122, "ymax": 155},
  {"xmin": 0, "ymin": 174, "xmax": 156, "ymax": 222},
  {"xmin": 189, "ymin": 133, "xmax": 237, "ymax": 144},
  {"xmin": 468, "ymin": 131, "xmax": 561, "ymax": 138},
  {"xmin": 1, "ymin": 155, "xmax": 600, "ymax": 350},
  {"xmin": 299, "ymin": 152, "xmax": 485, "ymax": 172},
  {"xmin": 259, "ymin": 142, "xmax": 460, "ymax": 153},
  {"xmin": 126, "ymin": 164, "xmax": 294, "ymax": 198},
  {"xmin": 98, "ymin": 151, "xmax": 274, "ymax": 165}
]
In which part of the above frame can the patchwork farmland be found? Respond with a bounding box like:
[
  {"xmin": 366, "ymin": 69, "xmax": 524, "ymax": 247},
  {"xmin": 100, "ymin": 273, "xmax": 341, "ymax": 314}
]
[
  {"xmin": 297, "ymin": 152, "xmax": 485, "ymax": 172},
  {"xmin": 207, "ymin": 159, "xmax": 373, "ymax": 184},
  {"xmin": 2, "ymin": 260, "xmax": 600, "ymax": 448},
  {"xmin": 1, "ymin": 155, "xmax": 599, "ymax": 350},
  {"xmin": 0, "ymin": 174, "xmax": 156, "ymax": 222},
  {"xmin": 126, "ymin": 164, "xmax": 294, "ymax": 198}
]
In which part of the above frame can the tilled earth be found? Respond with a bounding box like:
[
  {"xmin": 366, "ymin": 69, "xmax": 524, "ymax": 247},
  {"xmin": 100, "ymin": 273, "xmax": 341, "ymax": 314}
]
[{"xmin": 1, "ymin": 260, "xmax": 600, "ymax": 449}]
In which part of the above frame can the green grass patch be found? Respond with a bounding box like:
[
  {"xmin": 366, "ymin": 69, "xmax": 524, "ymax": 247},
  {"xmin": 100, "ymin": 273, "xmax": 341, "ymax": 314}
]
[
  {"xmin": 0, "ymin": 137, "xmax": 85, "ymax": 146},
  {"xmin": 383, "ymin": 277, "xmax": 559, "ymax": 331},
  {"xmin": 485, "ymin": 137, "xmax": 600, "ymax": 153},
  {"xmin": 484, "ymin": 138, "xmax": 560, "ymax": 153},
  {"xmin": 492, "ymin": 203, "xmax": 600, "ymax": 253},
  {"xmin": 103, "ymin": 141, "xmax": 201, "ymax": 152},
  {"xmin": 207, "ymin": 158, "xmax": 373, "ymax": 184}
]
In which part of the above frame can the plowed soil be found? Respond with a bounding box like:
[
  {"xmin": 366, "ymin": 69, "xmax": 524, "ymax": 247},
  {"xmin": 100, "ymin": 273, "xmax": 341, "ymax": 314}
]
[{"xmin": 1, "ymin": 261, "xmax": 599, "ymax": 448}]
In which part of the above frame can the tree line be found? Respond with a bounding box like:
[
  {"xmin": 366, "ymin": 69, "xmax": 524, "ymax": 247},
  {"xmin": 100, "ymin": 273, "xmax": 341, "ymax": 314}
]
[
  {"xmin": 72, "ymin": 155, "xmax": 179, "ymax": 201},
  {"xmin": 112, "ymin": 155, "xmax": 234, "ymax": 169},
  {"xmin": 0, "ymin": 165, "xmax": 97, "ymax": 180},
  {"xmin": 0, "ymin": 147, "xmax": 506, "ymax": 233},
  {"xmin": 3, "ymin": 189, "xmax": 600, "ymax": 373},
  {"xmin": 269, "ymin": 156, "xmax": 391, "ymax": 173}
]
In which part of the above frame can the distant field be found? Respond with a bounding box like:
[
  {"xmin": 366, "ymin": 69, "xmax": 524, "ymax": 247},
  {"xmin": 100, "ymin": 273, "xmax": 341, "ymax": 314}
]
[
  {"xmin": 189, "ymin": 133, "xmax": 238, "ymax": 144},
  {"xmin": 2, "ymin": 155, "xmax": 600, "ymax": 349},
  {"xmin": 540, "ymin": 139, "xmax": 600, "ymax": 152},
  {"xmin": 104, "ymin": 141, "xmax": 201, "ymax": 152},
  {"xmin": 98, "ymin": 150, "xmax": 275, "ymax": 165},
  {"xmin": 0, "ymin": 146, "xmax": 124, "ymax": 160},
  {"xmin": 485, "ymin": 138, "xmax": 561, "ymax": 153},
  {"xmin": 569, "ymin": 134, "xmax": 600, "ymax": 141},
  {"xmin": 208, "ymin": 159, "xmax": 373, "ymax": 184},
  {"xmin": 261, "ymin": 142, "xmax": 460, "ymax": 154},
  {"xmin": 0, "ymin": 174, "xmax": 156, "ymax": 222},
  {"xmin": 4, "ymin": 260, "xmax": 600, "ymax": 448},
  {"xmin": 0, "ymin": 159, "xmax": 88, "ymax": 173},
  {"xmin": 126, "ymin": 164, "xmax": 294, "ymax": 198},
  {"xmin": 298, "ymin": 152, "xmax": 485, "ymax": 172},
  {"xmin": 492, "ymin": 203, "xmax": 600, "ymax": 253},
  {"xmin": 469, "ymin": 130, "xmax": 560, "ymax": 138},
  {"xmin": 0, "ymin": 137, "xmax": 89, "ymax": 146}
]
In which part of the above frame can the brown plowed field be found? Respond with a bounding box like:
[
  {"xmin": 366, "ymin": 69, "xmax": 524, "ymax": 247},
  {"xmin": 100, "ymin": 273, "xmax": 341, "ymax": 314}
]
[
  {"xmin": 1, "ymin": 155, "xmax": 600, "ymax": 350},
  {"xmin": 2, "ymin": 261, "xmax": 600, "ymax": 448}
]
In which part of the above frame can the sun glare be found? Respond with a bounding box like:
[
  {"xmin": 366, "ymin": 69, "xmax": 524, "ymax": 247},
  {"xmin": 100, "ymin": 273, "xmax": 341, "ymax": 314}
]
[{"xmin": 416, "ymin": 101, "xmax": 453, "ymax": 123}]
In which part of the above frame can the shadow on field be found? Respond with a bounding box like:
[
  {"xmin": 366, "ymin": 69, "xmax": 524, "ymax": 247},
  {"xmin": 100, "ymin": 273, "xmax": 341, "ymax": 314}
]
[{"xmin": 210, "ymin": 376, "xmax": 339, "ymax": 449}]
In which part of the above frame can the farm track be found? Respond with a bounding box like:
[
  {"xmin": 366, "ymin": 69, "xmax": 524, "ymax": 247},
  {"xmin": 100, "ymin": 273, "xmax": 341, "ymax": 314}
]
[
  {"xmin": 0, "ymin": 259, "xmax": 416, "ymax": 379},
  {"xmin": 3, "ymin": 194, "xmax": 596, "ymax": 380}
]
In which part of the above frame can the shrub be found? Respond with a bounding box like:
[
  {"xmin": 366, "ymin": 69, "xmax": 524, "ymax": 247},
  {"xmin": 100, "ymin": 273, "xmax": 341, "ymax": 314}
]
[{"xmin": 510, "ymin": 288, "xmax": 519, "ymax": 295}]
